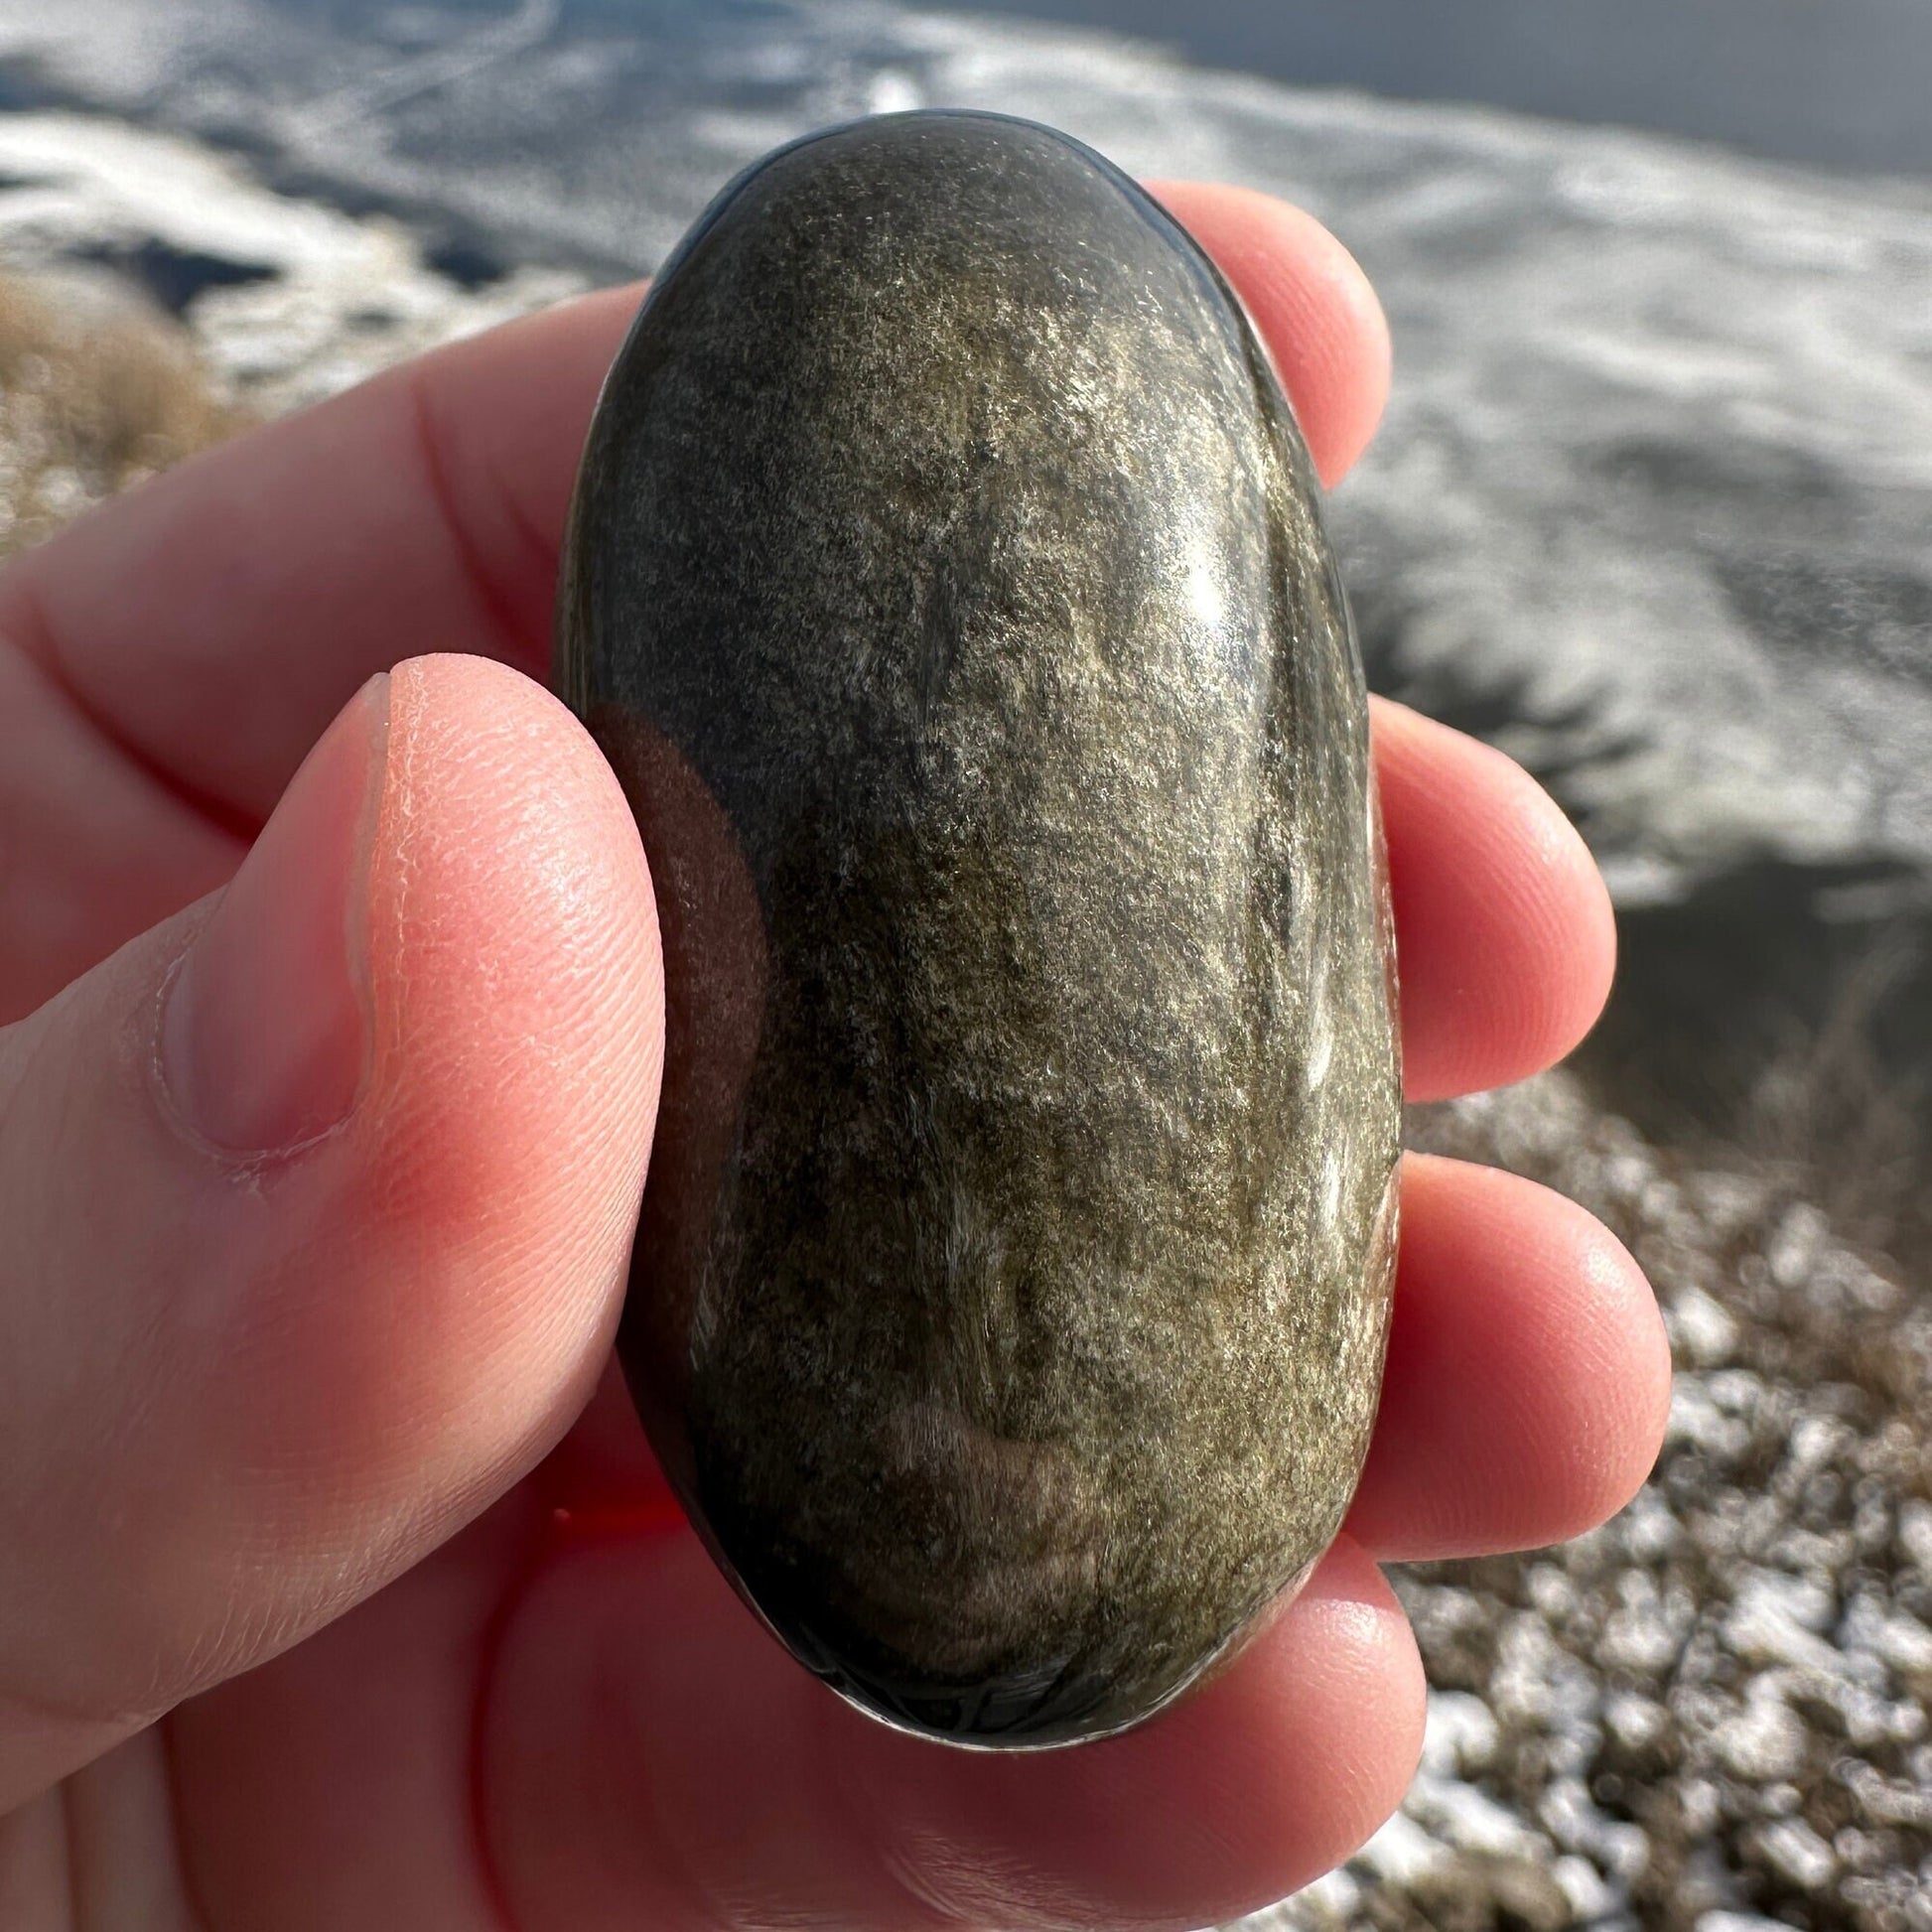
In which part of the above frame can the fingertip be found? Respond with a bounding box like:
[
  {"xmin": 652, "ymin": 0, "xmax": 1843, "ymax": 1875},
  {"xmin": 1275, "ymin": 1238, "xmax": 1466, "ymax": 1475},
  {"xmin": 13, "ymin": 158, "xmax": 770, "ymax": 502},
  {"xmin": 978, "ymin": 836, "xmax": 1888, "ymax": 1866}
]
[
  {"xmin": 220, "ymin": 649, "xmax": 664, "ymax": 1564},
  {"xmin": 1149, "ymin": 181, "xmax": 1391, "ymax": 485},
  {"xmin": 1350, "ymin": 1156, "xmax": 1671, "ymax": 1560},
  {"xmin": 361, "ymin": 650, "xmax": 661, "ymax": 1367},
  {"xmin": 1373, "ymin": 698, "xmax": 1616, "ymax": 1101}
]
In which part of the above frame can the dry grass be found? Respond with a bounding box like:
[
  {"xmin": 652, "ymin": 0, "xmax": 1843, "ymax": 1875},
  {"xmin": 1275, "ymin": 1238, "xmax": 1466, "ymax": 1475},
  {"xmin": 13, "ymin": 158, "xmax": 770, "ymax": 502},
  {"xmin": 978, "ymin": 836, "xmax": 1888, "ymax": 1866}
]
[{"xmin": 0, "ymin": 270, "xmax": 247, "ymax": 560}]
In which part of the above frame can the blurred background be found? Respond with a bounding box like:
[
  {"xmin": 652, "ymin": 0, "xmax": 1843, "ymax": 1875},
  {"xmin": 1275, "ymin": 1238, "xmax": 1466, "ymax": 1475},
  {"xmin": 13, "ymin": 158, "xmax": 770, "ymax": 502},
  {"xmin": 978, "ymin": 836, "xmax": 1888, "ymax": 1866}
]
[
  {"xmin": 980, "ymin": 0, "xmax": 1932, "ymax": 174},
  {"xmin": 0, "ymin": 3, "xmax": 1925, "ymax": 1927}
]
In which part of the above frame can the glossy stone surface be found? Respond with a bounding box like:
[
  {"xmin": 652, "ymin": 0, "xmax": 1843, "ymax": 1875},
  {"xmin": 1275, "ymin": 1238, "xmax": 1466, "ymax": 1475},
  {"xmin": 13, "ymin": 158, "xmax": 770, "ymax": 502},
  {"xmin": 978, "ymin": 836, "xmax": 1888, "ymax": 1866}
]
[{"xmin": 558, "ymin": 110, "xmax": 1401, "ymax": 1748}]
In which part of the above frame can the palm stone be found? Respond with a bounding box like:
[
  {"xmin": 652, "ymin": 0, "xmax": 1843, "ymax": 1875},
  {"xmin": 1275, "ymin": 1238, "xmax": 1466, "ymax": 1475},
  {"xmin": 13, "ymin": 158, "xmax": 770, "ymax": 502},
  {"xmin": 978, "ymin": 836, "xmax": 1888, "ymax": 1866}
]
[{"xmin": 557, "ymin": 109, "xmax": 1401, "ymax": 1748}]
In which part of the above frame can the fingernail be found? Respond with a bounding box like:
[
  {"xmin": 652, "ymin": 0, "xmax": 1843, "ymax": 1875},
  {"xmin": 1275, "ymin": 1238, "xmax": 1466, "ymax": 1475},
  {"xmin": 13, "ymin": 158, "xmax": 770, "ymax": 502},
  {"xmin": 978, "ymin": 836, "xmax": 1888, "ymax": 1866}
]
[{"xmin": 161, "ymin": 676, "xmax": 391, "ymax": 1156}]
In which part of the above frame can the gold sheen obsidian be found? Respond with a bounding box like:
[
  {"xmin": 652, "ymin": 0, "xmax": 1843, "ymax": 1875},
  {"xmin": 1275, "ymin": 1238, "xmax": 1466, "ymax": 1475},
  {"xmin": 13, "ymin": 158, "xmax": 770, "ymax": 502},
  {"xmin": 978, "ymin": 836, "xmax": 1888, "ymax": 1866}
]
[{"xmin": 557, "ymin": 110, "xmax": 1401, "ymax": 1748}]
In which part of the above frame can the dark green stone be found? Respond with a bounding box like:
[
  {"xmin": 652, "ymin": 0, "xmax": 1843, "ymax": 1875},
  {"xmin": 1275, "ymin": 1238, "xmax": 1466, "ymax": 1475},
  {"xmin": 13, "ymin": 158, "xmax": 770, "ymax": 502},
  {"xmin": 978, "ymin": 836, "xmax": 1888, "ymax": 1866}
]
[{"xmin": 558, "ymin": 110, "xmax": 1401, "ymax": 1748}]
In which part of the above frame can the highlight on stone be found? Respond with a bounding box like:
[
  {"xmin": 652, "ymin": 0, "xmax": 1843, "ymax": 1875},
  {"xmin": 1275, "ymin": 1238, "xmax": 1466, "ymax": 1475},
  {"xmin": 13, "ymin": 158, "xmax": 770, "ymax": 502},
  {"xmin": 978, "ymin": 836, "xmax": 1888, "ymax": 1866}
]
[{"xmin": 557, "ymin": 109, "xmax": 1401, "ymax": 1748}]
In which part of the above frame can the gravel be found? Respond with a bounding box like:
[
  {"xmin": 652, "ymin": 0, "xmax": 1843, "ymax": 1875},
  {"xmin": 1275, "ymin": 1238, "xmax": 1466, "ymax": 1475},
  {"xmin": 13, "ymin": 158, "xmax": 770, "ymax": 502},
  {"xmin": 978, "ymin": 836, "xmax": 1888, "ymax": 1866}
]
[{"xmin": 1232, "ymin": 1075, "xmax": 1931, "ymax": 1931}]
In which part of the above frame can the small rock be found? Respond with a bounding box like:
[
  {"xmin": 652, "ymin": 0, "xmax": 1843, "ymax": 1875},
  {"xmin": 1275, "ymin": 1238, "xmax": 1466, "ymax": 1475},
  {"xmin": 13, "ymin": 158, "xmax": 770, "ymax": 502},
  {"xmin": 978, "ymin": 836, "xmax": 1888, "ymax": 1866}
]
[
  {"xmin": 1413, "ymin": 1856, "xmax": 1573, "ymax": 1932},
  {"xmin": 1422, "ymin": 1690, "xmax": 1503, "ymax": 1776},
  {"xmin": 1751, "ymin": 1816, "xmax": 1838, "ymax": 1890},
  {"xmin": 1725, "ymin": 1574, "xmax": 1844, "ymax": 1672},
  {"xmin": 1603, "ymin": 1690, "xmax": 1669, "ymax": 1751},
  {"xmin": 1553, "ymin": 1852, "xmax": 1623, "ymax": 1920},
  {"xmin": 1718, "ymin": 1680, "xmax": 1809, "ymax": 1781},
  {"xmin": 1416, "ymin": 1777, "xmax": 1545, "ymax": 1862},
  {"xmin": 562, "ymin": 110, "xmax": 1400, "ymax": 1746},
  {"xmin": 1356, "ymin": 1811, "xmax": 1451, "ymax": 1887},
  {"xmin": 1669, "ymin": 1284, "xmax": 1741, "ymax": 1367}
]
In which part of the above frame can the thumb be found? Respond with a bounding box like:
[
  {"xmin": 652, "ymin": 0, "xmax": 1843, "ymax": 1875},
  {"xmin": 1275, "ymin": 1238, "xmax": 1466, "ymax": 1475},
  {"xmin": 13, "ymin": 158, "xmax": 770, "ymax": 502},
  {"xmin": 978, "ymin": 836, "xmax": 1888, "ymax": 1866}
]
[{"xmin": 0, "ymin": 654, "xmax": 660, "ymax": 1807}]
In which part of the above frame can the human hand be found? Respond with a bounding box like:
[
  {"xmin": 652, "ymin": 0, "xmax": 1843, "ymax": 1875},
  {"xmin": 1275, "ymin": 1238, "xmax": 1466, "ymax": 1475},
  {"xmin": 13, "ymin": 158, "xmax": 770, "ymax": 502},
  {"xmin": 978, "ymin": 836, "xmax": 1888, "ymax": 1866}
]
[{"xmin": 0, "ymin": 184, "xmax": 1669, "ymax": 1929}]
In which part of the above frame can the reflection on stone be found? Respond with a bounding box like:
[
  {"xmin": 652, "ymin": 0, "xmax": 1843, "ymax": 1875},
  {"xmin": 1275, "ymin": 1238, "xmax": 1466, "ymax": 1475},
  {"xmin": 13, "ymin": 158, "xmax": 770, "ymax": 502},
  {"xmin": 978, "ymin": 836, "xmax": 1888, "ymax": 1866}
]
[{"xmin": 558, "ymin": 110, "xmax": 1401, "ymax": 1747}]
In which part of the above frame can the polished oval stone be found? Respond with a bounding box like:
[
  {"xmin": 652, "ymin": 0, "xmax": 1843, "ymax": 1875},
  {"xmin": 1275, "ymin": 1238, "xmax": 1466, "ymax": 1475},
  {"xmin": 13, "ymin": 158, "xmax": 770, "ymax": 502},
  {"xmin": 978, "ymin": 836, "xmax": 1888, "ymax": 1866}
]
[{"xmin": 558, "ymin": 109, "xmax": 1401, "ymax": 1748}]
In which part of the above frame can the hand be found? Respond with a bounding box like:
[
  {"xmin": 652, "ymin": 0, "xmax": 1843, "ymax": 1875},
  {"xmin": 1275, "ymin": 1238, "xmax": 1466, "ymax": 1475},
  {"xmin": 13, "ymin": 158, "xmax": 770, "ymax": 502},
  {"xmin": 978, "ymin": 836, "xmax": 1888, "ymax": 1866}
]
[{"xmin": 0, "ymin": 184, "xmax": 1669, "ymax": 1929}]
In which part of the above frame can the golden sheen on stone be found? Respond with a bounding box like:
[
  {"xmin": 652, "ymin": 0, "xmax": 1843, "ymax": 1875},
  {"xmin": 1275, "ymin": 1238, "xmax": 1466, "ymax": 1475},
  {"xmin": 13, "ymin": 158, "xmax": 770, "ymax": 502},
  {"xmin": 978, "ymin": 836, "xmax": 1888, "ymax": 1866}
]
[{"xmin": 557, "ymin": 110, "xmax": 1402, "ymax": 1748}]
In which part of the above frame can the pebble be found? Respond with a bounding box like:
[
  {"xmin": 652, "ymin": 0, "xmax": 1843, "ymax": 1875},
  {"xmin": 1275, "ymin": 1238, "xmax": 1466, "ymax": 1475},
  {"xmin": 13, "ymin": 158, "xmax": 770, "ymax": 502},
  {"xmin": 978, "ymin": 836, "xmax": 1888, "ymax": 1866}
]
[{"xmin": 560, "ymin": 111, "xmax": 1400, "ymax": 1746}]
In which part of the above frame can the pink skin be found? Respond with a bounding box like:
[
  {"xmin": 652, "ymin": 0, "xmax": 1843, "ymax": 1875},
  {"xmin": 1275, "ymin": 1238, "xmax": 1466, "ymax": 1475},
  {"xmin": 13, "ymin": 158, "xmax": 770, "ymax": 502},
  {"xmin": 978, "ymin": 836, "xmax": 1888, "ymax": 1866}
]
[{"xmin": 0, "ymin": 184, "xmax": 1668, "ymax": 1928}]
